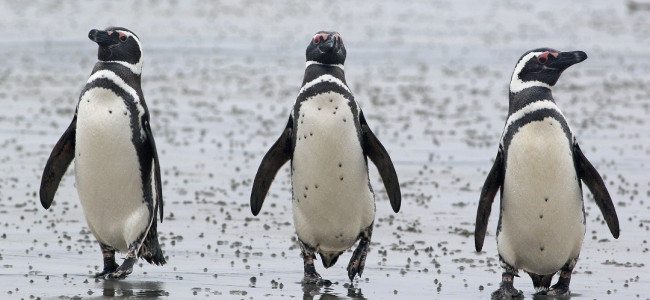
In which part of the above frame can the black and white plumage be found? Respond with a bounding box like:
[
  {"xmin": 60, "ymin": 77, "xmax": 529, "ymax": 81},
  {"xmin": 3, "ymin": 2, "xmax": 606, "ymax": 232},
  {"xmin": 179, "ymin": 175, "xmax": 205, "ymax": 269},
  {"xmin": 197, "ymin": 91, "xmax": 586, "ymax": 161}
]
[
  {"xmin": 40, "ymin": 27, "xmax": 165, "ymax": 279},
  {"xmin": 250, "ymin": 31, "xmax": 401, "ymax": 284},
  {"xmin": 475, "ymin": 48, "xmax": 619, "ymax": 298}
]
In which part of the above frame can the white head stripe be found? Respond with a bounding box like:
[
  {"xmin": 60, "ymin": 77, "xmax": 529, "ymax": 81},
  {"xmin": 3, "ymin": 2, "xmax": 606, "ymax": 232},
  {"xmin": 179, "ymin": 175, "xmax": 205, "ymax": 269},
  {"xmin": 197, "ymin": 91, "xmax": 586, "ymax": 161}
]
[
  {"xmin": 509, "ymin": 52, "xmax": 551, "ymax": 93},
  {"xmin": 299, "ymin": 74, "xmax": 351, "ymax": 95},
  {"xmin": 104, "ymin": 30, "xmax": 143, "ymax": 75}
]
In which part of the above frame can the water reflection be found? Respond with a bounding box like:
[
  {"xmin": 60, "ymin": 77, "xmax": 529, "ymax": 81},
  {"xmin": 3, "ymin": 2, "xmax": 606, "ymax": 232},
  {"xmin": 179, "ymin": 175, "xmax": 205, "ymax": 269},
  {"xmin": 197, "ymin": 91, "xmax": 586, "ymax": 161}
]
[
  {"xmin": 531, "ymin": 292, "xmax": 581, "ymax": 300},
  {"xmin": 96, "ymin": 280, "xmax": 168, "ymax": 298},
  {"xmin": 302, "ymin": 282, "xmax": 367, "ymax": 300}
]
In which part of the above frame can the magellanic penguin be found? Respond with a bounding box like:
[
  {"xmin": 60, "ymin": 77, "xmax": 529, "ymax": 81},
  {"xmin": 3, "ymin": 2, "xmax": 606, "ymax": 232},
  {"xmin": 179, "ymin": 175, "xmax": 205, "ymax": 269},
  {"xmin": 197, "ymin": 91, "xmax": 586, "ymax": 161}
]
[
  {"xmin": 475, "ymin": 48, "xmax": 620, "ymax": 298},
  {"xmin": 40, "ymin": 27, "xmax": 166, "ymax": 279},
  {"xmin": 250, "ymin": 31, "xmax": 401, "ymax": 284}
]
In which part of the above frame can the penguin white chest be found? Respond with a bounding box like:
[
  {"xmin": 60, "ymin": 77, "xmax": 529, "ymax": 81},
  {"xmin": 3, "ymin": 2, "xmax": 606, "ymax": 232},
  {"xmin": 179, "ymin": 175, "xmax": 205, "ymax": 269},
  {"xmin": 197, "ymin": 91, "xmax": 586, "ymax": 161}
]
[
  {"xmin": 75, "ymin": 87, "xmax": 150, "ymax": 252},
  {"xmin": 291, "ymin": 92, "xmax": 375, "ymax": 253},
  {"xmin": 498, "ymin": 117, "xmax": 585, "ymax": 275}
]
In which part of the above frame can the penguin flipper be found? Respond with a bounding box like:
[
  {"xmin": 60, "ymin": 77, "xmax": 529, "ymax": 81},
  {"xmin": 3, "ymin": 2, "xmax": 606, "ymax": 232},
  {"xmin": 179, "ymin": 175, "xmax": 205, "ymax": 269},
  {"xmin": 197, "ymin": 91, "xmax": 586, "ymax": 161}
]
[
  {"xmin": 40, "ymin": 116, "xmax": 77, "ymax": 209},
  {"xmin": 573, "ymin": 143, "xmax": 620, "ymax": 238},
  {"xmin": 359, "ymin": 112, "xmax": 401, "ymax": 213},
  {"xmin": 144, "ymin": 119, "xmax": 164, "ymax": 223},
  {"xmin": 250, "ymin": 116, "xmax": 293, "ymax": 216},
  {"xmin": 475, "ymin": 149, "xmax": 504, "ymax": 252}
]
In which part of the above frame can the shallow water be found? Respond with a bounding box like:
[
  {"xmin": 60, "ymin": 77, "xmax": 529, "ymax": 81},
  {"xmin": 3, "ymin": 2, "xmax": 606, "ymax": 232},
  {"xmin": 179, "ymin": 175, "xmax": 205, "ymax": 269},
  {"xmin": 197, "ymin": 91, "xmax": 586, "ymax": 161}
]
[{"xmin": 1, "ymin": 0, "xmax": 649, "ymax": 299}]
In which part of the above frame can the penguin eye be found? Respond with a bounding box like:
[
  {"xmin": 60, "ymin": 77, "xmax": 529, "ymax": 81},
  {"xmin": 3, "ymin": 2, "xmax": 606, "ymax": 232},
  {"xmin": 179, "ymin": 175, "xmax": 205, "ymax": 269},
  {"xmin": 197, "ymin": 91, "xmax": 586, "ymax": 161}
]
[
  {"xmin": 536, "ymin": 51, "xmax": 558, "ymax": 65},
  {"xmin": 118, "ymin": 32, "xmax": 128, "ymax": 42},
  {"xmin": 537, "ymin": 53, "xmax": 549, "ymax": 64}
]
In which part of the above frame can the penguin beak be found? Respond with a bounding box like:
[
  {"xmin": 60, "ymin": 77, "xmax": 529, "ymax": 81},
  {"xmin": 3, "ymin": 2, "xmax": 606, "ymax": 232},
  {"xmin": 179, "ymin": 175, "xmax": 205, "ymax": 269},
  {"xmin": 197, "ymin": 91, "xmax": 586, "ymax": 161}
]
[
  {"xmin": 318, "ymin": 37, "xmax": 337, "ymax": 53},
  {"xmin": 88, "ymin": 29, "xmax": 115, "ymax": 47},
  {"xmin": 547, "ymin": 51, "xmax": 588, "ymax": 71}
]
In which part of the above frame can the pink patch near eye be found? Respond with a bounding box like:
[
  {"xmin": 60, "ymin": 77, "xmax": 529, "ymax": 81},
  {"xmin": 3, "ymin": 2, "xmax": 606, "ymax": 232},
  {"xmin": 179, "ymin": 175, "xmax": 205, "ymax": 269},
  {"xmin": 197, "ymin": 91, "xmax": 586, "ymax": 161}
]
[
  {"xmin": 313, "ymin": 33, "xmax": 333, "ymax": 44},
  {"xmin": 538, "ymin": 51, "xmax": 560, "ymax": 63},
  {"xmin": 537, "ymin": 51, "xmax": 557, "ymax": 64},
  {"xmin": 118, "ymin": 32, "xmax": 127, "ymax": 39},
  {"xmin": 539, "ymin": 52, "xmax": 549, "ymax": 61},
  {"xmin": 334, "ymin": 33, "xmax": 342, "ymax": 44}
]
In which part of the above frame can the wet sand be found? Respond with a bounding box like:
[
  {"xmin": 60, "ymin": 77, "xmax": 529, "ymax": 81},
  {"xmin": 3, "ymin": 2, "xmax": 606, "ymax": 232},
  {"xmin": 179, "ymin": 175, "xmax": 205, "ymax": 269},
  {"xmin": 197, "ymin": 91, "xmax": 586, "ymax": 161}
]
[{"xmin": 1, "ymin": 0, "xmax": 649, "ymax": 299}]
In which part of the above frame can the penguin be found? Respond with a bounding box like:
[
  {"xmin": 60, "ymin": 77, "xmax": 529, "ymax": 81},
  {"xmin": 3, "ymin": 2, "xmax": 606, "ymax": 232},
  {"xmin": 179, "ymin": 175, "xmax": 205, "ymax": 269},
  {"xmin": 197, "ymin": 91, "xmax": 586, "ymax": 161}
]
[
  {"xmin": 474, "ymin": 48, "xmax": 620, "ymax": 298},
  {"xmin": 39, "ymin": 27, "xmax": 166, "ymax": 279},
  {"xmin": 250, "ymin": 31, "xmax": 401, "ymax": 284}
]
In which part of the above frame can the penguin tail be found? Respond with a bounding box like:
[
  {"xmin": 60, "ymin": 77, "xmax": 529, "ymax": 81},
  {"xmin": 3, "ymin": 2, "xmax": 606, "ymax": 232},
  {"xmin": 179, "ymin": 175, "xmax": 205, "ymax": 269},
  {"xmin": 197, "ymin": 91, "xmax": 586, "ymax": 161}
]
[
  {"xmin": 139, "ymin": 241, "xmax": 166, "ymax": 265},
  {"xmin": 319, "ymin": 251, "xmax": 343, "ymax": 268}
]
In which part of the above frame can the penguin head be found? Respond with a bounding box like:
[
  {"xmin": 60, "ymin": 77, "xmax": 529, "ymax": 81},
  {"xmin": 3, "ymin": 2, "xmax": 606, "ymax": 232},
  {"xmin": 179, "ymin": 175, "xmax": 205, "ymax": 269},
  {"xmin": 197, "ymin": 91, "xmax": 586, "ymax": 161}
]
[
  {"xmin": 88, "ymin": 27, "xmax": 143, "ymax": 74},
  {"xmin": 509, "ymin": 48, "xmax": 587, "ymax": 93},
  {"xmin": 305, "ymin": 31, "xmax": 346, "ymax": 65}
]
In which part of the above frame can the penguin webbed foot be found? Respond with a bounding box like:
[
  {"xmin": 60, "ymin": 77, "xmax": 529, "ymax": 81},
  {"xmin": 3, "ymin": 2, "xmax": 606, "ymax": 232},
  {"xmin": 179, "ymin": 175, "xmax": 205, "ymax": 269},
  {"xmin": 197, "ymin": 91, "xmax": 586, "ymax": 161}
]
[
  {"xmin": 546, "ymin": 276, "xmax": 571, "ymax": 296},
  {"xmin": 492, "ymin": 272, "xmax": 523, "ymax": 299},
  {"xmin": 543, "ymin": 266, "xmax": 572, "ymax": 296},
  {"xmin": 94, "ymin": 261, "xmax": 119, "ymax": 278},
  {"xmin": 346, "ymin": 240, "xmax": 369, "ymax": 281},
  {"xmin": 546, "ymin": 287, "xmax": 570, "ymax": 297},
  {"xmin": 302, "ymin": 275, "xmax": 332, "ymax": 286},
  {"xmin": 347, "ymin": 224, "xmax": 373, "ymax": 281},
  {"xmin": 302, "ymin": 253, "xmax": 332, "ymax": 286},
  {"xmin": 302, "ymin": 263, "xmax": 331, "ymax": 286},
  {"xmin": 300, "ymin": 240, "xmax": 333, "ymax": 286},
  {"xmin": 103, "ymin": 257, "xmax": 136, "ymax": 280},
  {"xmin": 104, "ymin": 269, "xmax": 129, "ymax": 280},
  {"xmin": 95, "ymin": 248, "xmax": 119, "ymax": 278},
  {"xmin": 491, "ymin": 281, "xmax": 524, "ymax": 299}
]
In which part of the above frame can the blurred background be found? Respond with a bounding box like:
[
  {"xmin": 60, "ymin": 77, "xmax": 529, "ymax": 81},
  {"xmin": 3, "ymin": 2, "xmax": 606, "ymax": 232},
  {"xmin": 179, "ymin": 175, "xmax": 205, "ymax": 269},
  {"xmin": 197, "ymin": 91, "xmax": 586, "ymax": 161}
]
[{"xmin": 1, "ymin": 1, "xmax": 649, "ymax": 299}]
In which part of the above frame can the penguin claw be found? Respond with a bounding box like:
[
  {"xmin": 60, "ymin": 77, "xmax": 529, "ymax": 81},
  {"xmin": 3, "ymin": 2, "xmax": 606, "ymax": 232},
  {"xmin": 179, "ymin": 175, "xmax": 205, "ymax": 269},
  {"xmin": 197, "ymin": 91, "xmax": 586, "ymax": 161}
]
[
  {"xmin": 546, "ymin": 286, "xmax": 570, "ymax": 297},
  {"xmin": 103, "ymin": 265, "xmax": 134, "ymax": 280},
  {"xmin": 534, "ymin": 286, "xmax": 570, "ymax": 297},
  {"xmin": 104, "ymin": 270, "xmax": 130, "ymax": 280},
  {"xmin": 302, "ymin": 272, "xmax": 331, "ymax": 286},
  {"xmin": 533, "ymin": 288, "xmax": 549, "ymax": 296},
  {"xmin": 94, "ymin": 269, "xmax": 116, "ymax": 278},
  {"xmin": 491, "ymin": 282, "xmax": 524, "ymax": 299},
  {"xmin": 94, "ymin": 261, "xmax": 119, "ymax": 278},
  {"xmin": 102, "ymin": 257, "xmax": 135, "ymax": 280}
]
